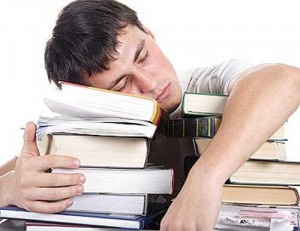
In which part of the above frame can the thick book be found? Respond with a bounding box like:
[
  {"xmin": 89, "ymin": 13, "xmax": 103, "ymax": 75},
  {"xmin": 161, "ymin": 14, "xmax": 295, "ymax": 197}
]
[
  {"xmin": 182, "ymin": 92, "xmax": 228, "ymax": 116},
  {"xmin": 184, "ymin": 156, "xmax": 300, "ymax": 185},
  {"xmin": 223, "ymin": 184, "xmax": 300, "ymax": 205},
  {"xmin": 193, "ymin": 137, "xmax": 287, "ymax": 160},
  {"xmin": 229, "ymin": 159, "xmax": 300, "ymax": 185},
  {"xmin": 36, "ymin": 116, "xmax": 157, "ymax": 139},
  {"xmin": 37, "ymin": 134, "xmax": 150, "ymax": 168},
  {"xmin": 52, "ymin": 167, "xmax": 174, "ymax": 194},
  {"xmin": 0, "ymin": 206, "xmax": 165, "ymax": 230},
  {"xmin": 44, "ymin": 81, "xmax": 162, "ymax": 125},
  {"xmin": 66, "ymin": 194, "xmax": 165, "ymax": 216}
]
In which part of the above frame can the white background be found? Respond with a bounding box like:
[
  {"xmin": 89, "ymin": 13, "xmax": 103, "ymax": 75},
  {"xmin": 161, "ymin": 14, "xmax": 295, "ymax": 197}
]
[{"xmin": 1, "ymin": 0, "xmax": 299, "ymax": 165}]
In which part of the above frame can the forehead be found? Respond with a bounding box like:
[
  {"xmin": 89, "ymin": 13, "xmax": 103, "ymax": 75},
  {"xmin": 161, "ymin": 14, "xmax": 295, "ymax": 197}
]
[{"xmin": 82, "ymin": 25, "xmax": 147, "ymax": 88}]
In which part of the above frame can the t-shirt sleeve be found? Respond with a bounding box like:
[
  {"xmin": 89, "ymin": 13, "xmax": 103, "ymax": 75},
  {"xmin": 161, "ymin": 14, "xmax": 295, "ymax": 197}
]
[{"xmin": 185, "ymin": 59, "xmax": 257, "ymax": 95}]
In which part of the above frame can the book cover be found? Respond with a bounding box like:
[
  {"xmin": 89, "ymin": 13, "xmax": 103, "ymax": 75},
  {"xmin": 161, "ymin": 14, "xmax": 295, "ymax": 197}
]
[{"xmin": 0, "ymin": 206, "xmax": 166, "ymax": 230}]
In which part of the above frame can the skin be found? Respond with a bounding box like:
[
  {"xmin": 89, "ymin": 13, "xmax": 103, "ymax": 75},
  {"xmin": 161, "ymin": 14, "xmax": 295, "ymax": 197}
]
[{"xmin": 1, "ymin": 25, "xmax": 300, "ymax": 230}]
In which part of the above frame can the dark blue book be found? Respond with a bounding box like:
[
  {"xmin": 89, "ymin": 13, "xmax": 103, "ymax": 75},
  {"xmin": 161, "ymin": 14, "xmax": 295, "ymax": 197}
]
[{"xmin": 0, "ymin": 206, "xmax": 165, "ymax": 230}]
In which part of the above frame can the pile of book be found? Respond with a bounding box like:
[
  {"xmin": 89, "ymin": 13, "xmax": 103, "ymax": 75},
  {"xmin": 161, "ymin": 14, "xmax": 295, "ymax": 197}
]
[
  {"xmin": 0, "ymin": 82, "xmax": 174, "ymax": 231},
  {"xmin": 163, "ymin": 92, "xmax": 300, "ymax": 231}
]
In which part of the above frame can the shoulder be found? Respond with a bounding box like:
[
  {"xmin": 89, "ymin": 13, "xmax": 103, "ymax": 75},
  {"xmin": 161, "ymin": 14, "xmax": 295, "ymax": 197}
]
[{"xmin": 179, "ymin": 59, "xmax": 260, "ymax": 94}]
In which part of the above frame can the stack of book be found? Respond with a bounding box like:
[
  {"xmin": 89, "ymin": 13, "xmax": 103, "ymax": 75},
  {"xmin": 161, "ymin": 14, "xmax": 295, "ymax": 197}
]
[
  {"xmin": 0, "ymin": 82, "xmax": 174, "ymax": 230},
  {"xmin": 164, "ymin": 92, "xmax": 299, "ymax": 230}
]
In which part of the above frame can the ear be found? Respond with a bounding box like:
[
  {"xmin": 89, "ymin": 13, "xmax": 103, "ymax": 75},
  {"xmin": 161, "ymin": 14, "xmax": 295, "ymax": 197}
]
[{"xmin": 142, "ymin": 26, "xmax": 156, "ymax": 41}]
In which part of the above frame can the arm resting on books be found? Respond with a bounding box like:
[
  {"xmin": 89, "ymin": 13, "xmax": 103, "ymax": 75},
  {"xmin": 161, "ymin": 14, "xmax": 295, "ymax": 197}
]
[
  {"xmin": 160, "ymin": 64, "xmax": 300, "ymax": 231},
  {"xmin": 0, "ymin": 122, "xmax": 86, "ymax": 213}
]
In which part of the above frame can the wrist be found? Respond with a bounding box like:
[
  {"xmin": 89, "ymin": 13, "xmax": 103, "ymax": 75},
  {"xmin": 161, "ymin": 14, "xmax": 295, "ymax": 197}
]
[
  {"xmin": 0, "ymin": 171, "xmax": 16, "ymax": 206},
  {"xmin": 188, "ymin": 156, "xmax": 228, "ymax": 186}
]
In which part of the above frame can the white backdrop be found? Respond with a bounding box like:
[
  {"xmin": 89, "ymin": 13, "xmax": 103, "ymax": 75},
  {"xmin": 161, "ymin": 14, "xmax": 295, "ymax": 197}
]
[{"xmin": 1, "ymin": 0, "xmax": 299, "ymax": 165}]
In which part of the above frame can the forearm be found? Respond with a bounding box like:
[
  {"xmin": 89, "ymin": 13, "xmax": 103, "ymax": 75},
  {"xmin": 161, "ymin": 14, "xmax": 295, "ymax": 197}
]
[{"xmin": 192, "ymin": 64, "xmax": 300, "ymax": 183}]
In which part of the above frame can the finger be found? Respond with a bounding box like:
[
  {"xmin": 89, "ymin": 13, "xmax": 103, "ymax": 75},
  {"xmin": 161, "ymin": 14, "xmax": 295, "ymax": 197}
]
[
  {"xmin": 22, "ymin": 155, "xmax": 81, "ymax": 171},
  {"xmin": 21, "ymin": 121, "xmax": 40, "ymax": 158},
  {"xmin": 23, "ymin": 198, "xmax": 73, "ymax": 214},
  {"xmin": 24, "ymin": 185, "xmax": 84, "ymax": 201},
  {"xmin": 27, "ymin": 172, "xmax": 85, "ymax": 187}
]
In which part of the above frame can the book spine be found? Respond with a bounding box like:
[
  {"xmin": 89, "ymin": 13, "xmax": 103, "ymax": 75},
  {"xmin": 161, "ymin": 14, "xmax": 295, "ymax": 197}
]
[{"xmin": 164, "ymin": 117, "xmax": 221, "ymax": 137}]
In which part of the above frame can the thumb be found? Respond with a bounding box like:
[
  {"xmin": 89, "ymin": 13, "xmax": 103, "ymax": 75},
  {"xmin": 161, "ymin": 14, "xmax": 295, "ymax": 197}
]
[{"xmin": 21, "ymin": 121, "xmax": 40, "ymax": 157}]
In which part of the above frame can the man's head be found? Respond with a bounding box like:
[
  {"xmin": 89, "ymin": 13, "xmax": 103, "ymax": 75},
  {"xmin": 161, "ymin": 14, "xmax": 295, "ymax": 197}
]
[{"xmin": 45, "ymin": 0, "xmax": 182, "ymax": 113}]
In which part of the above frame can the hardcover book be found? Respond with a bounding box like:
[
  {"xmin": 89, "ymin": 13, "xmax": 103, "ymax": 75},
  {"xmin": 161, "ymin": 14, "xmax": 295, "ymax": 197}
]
[
  {"xmin": 193, "ymin": 137, "xmax": 287, "ymax": 160},
  {"xmin": 0, "ymin": 206, "xmax": 165, "ymax": 230},
  {"xmin": 222, "ymin": 184, "xmax": 300, "ymax": 205},
  {"xmin": 182, "ymin": 92, "xmax": 228, "ymax": 116},
  {"xmin": 37, "ymin": 134, "xmax": 150, "ymax": 168},
  {"xmin": 52, "ymin": 167, "xmax": 174, "ymax": 194}
]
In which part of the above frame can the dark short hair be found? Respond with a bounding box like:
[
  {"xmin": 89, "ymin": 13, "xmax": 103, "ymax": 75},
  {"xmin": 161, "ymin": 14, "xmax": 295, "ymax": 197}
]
[{"xmin": 44, "ymin": 0, "xmax": 144, "ymax": 87}]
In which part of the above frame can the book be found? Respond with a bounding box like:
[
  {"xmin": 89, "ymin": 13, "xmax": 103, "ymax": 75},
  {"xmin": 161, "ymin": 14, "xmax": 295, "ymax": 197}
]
[
  {"xmin": 0, "ymin": 206, "xmax": 165, "ymax": 230},
  {"xmin": 182, "ymin": 92, "xmax": 228, "ymax": 116},
  {"xmin": 26, "ymin": 221, "xmax": 160, "ymax": 231},
  {"xmin": 222, "ymin": 184, "xmax": 300, "ymax": 205},
  {"xmin": 162, "ymin": 117, "xmax": 286, "ymax": 141},
  {"xmin": 229, "ymin": 160, "xmax": 300, "ymax": 185},
  {"xmin": 36, "ymin": 116, "xmax": 157, "ymax": 139},
  {"xmin": 52, "ymin": 167, "xmax": 174, "ymax": 194},
  {"xmin": 162, "ymin": 116, "xmax": 221, "ymax": 138},
  {"xmin": 66, "ymin": 194, "xmax": 167, "ymax": 216},
  {"xmin": 217, "ymin": 204, "xmax": 299, "ymax": 230},
  {"xmin": 184, "ymin": 156, "xmax": 300, "ymax": 185},
  {"xmin": 193, "ymin": 137, "xmax": 287, "ymax": 160},
  {"xmin": 37, "ymin": 134, "xmax": 150, "ymax": 168},
  {"xmin": 67, "ymin": 194, "xmax": 148, "ymax": 215},
  {"xmin": 44, "ymin": 81, "xmax": 162, "ymax": 125},
  {"xmin": 26, "ymin": 222, "xmax": 124, "ymax": 231}
]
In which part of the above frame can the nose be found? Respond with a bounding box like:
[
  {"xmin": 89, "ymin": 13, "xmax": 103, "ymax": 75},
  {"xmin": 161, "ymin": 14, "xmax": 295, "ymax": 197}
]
[{"xmin": 134, "ymin": 69, "xmax": 158, "ymax": 96}]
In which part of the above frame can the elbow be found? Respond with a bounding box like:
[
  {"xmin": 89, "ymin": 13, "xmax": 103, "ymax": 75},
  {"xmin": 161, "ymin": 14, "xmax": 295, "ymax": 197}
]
[{"xmin": 273, "ymin": 64, "xmax": 300, "ymax": 102}]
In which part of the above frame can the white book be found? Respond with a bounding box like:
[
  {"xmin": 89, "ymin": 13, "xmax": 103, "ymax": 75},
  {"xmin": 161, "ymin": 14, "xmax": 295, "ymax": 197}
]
[{"xmin": 52, "ymin": 167, "xmax": 174, "ymax": 194}]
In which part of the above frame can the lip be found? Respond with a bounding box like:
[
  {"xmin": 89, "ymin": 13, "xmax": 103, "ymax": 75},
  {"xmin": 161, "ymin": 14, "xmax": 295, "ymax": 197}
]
[{"xmin": 156, "ymin": 83, "xmax": 171, "ymax": 103}]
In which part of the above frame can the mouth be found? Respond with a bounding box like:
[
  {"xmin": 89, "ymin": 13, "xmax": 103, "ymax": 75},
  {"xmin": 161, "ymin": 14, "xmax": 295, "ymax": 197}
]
[{"xmin": 156, "ymin": 83, "xmax": 171, "ymax": 103}]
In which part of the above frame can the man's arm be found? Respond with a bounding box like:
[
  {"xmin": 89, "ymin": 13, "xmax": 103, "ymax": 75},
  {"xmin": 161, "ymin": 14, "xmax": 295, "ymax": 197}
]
[
  {"xmin": 161, "ymin": 64, "xmax": 300, "ymax": 231},
  {"xmin": 0, "ymin": 122, "xmax": 86, "ymax": 212}
]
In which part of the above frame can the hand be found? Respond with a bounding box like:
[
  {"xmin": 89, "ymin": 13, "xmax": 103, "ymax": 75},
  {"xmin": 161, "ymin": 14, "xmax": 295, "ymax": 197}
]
[
  {"xmin": 6, "ymin": 121, "xmax": 85, "ymax": 213},
  {"xmin": 160, "ymin": 164, "xmax": 223, "ymax": 231}
]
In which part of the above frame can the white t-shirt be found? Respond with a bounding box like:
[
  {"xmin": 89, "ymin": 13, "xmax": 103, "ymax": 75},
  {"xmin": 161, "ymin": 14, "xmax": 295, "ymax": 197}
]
[{"xmin": 170, "ymin": 59, "xmax": 260, "ymax": 118}]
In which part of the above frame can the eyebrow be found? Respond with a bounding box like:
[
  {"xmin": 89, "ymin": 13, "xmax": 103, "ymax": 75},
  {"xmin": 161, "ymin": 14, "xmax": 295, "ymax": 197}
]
[{"xmin": 108, "ymin": 39, "xmax": 146, "ymax": 90}]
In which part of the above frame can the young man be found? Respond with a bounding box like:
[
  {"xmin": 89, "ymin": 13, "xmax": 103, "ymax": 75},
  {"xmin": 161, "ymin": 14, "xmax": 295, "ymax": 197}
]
[{"xmin": 1, "ymin": 0, "xmax": 300, "ymax": 230}]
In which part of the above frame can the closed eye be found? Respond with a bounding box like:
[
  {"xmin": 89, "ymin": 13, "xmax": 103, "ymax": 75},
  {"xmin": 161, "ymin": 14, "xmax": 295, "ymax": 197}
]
[
  {"xmin": 111, "ymin": 77, "xmax": 129, "ymax": 92},
  {"xmin": 139, "ymin": 51, "xmax": 149, "ymax": 64}
]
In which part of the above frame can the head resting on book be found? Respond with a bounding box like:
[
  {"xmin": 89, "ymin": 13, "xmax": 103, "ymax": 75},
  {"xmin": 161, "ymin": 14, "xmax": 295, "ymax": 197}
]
[{"xmin": 45, "ymin": 0, "xmax": 182, "ymax": 113}]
